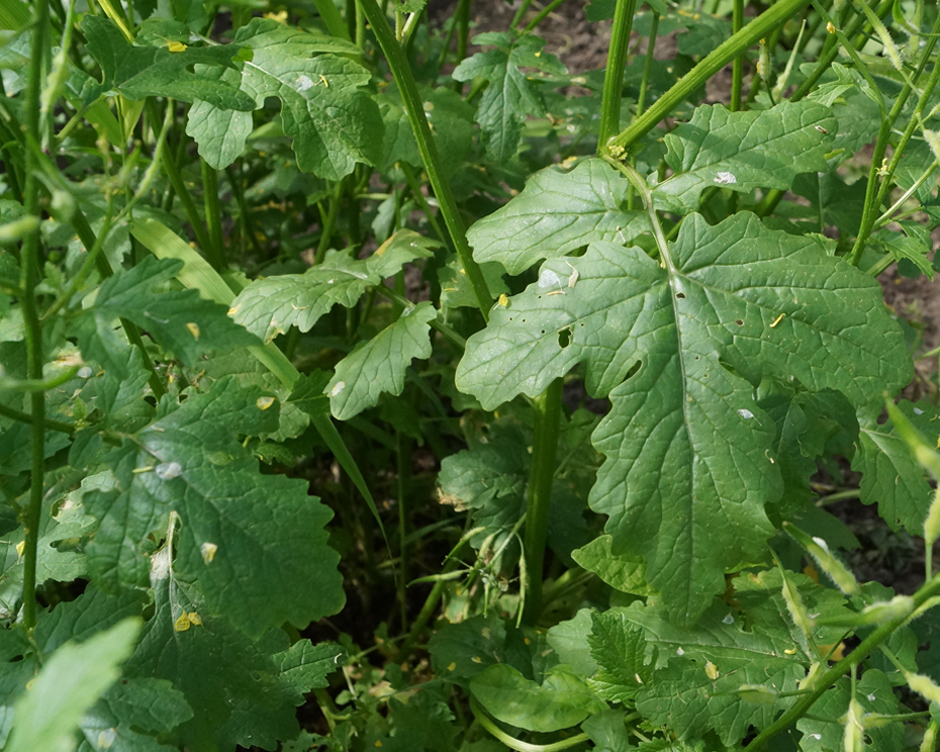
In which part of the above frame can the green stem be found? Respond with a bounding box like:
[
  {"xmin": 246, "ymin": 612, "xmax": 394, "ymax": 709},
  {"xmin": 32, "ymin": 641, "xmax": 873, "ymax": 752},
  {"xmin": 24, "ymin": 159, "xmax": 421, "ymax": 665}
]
[
  {"xmin": 510, "ymin": 0, "xmax": 535, "ymax": 31},
  {"xmin": 358, "ymin": 0, "xmax": 492, "ymax": 320},
  {"xmin": 636, "ymin": 13, "xmax": 659, "ymax": 117},
  {"xmin": 730, "ymin": 0, "xmax": 744, "ymax": 111},
  {"xmin": 144, "ymin": 101, "xmax": 214, "ymax": 261},
  {"xmin": 200, "ymin": 159, "xmax": 226, "ymax": 271},
  {"xmin": 312, "ymin": 0, "xmax": 351, "ymax": 40},
  {"xmin": 522, "ymin": 377, "xmax": 563, "ymax": 625},
  {"xmin": 610, "ymin": 0, "xmax": 811, "ymax": 151},
  {"xmin": 397, "ymin": 429, "xmax": 411, "ymax": 631},
  {"xmin": 0, "ymin": 403, "xmax": 75, "ymax": 436},
  {"xmin": 20, "ymin": 0, "xmax": 50, "ymax": 634},
  {"xmin": 745, "ymin": 571, "xmax": 940, "ymax": 750},
  {"xmin": 315, "ymin": 182, "xmax": 343, "ymax": 265},
  {"xmin": 522, "ymin": 0, "xmax": 568, "ymax": 33},
  {"xmin": 597, "ymin": 0, "xmax": 638, "ymax": 151}
]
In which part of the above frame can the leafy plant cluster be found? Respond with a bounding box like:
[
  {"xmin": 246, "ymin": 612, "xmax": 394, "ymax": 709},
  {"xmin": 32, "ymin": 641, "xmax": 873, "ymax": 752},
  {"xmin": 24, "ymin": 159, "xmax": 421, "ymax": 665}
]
[{"xmin": 2, "ymin": 0, "xmax": 940, "ymax": 749}]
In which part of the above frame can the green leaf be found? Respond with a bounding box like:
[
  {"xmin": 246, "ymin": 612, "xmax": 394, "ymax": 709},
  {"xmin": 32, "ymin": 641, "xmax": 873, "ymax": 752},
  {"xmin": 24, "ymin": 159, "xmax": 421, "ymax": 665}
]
[
  {"xmin": 457, "ymin": 212, "xmax": 911, "ymax": 623},
  {"xmin": 327, "ymin": 302, "xmax": 436, "ymax": 420},
  {"xmin": 589, "ymin": 610, "xmax": 654, "ymax": 703},
  {"xmin": 546, "ymin": 609, "xmax": 598, "ymax": 677},
  {"xmin": 572, "ymin": 534, "xmax": 651, "ymax": 595},
  {"xmin": 621, "ymin": 597, "xmax": 808, "ymax": 746},
  {"xmin": 79, "ymin": 16, "xmax": 255, "ymax": 109},
  {"xmin": 75, "ymin": 256, "xmax": 259, "ymax": 379},
  {"xmin": 380, "ymin": 86, "xmax": 474, "ymax": 174},
  {"xmin": 652, "ymin": 102, "xmax": 837, "ymax": 212},
  {"xmin": 124, "ymin": 550, "xmax": 333, "ymax": 751},
  {"xmin": 796, "ymin": 671, "xmax": 903, "ymax": 752},
  {"xmin": 470, "ymin": 663, "xmax": 605, "ymax": 733},
  {"xmin": 366, "ymin": 228, "xmax": 438, "ymax": 279},
  {"xmin": 853, "ymin": 400, "xmax": 935, "ymax": 534},
  {"xmin": 79, "ymin": 677, "xmax": 193, "ymax": 752},
  {"xmin": 86, "ymin": 377, "xmax": 344, "ymax": 638},
  {"xmin": 6, "ymin": 618, "xmax": 141, "ymax": 752},
  {"xmin": 438, "ymin": 421, "xmax": 528, "ymax": 511},
  {"xmin": 273, "ymin": 640, "xmax": 346, "ymax": 700},
  {"xmin": 428, "ymin": 615, "xmax": 513, "ymax": 683},
  {"xmin": 452, "ymin": 33, "xmax": 566, "ymax": 163},
  {"xmin": 186, "ymin": 18, "xmax": 382, "ymax": 178},
  {"xmin": 466, "ymin": 159, "xmax": 651, "ymax": 275},
  {"xmin": 230, "ymin": 253, "xmax": 378, "ymax": 343}
]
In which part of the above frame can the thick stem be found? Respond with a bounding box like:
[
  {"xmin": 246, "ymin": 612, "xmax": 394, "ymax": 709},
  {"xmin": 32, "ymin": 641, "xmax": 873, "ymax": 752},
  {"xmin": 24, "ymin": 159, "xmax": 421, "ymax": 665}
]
[
  {"xmin": 597, "ymin": 0, "xmax": 638, "ymax": 151},
  {"xmin": 522, "ymin": 377, "xmax": 563, "ymax": 625},
  {"xmin": 609, "ymin": 0, "xmax": 811, "ymax": 151},
  {"xmin": 358, "ymin": 0, "xmax": 492, "ymax": 320},
  {"xmin": 200, "ymin": 159, "xmax": 226, "ymax": 271},
  {"xmin": 20, "ymin": 0, "xmax": 50, "ymax": 633},
  {"xmin": 730, "ymin": 0, "xmax": 744, "ymax": 111}
]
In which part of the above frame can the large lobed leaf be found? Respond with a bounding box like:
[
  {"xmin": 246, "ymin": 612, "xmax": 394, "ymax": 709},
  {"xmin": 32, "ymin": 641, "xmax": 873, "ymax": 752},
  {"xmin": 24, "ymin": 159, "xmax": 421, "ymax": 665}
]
[
  {"xmin": 457, "ymin": 211, "xmax": 910, "ymax": 624},
  {"xmin": 86, "ymin": 377, "xmax": 344, "ymax": 639},
  {"xmin": 186, "ymin": 18, "xmax": 381, "ymax": 178}
]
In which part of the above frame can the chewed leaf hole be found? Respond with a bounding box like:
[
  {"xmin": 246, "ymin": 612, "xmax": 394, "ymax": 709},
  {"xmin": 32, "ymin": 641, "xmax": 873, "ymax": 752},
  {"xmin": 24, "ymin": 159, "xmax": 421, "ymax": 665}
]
[
  {"xmin": 675, "ymin": 292, "xmax": 686, "ymax": 299},
  {"xmin": 558, "ymin": 327, "xmax": 572, "ymax": 348},
  {"xmin": 624, "ymin": 360, "xmax": 641, "ymax": 381}
]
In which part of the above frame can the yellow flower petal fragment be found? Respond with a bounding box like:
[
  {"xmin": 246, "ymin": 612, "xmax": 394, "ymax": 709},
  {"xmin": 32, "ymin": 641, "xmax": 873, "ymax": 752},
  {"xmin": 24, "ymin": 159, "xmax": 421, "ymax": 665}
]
[
  {"xmin": 174, "ymin": 613, "xmax": 191, "ymax": 632},
  {"xmin": 167, "ymin": 41, "xmax": 187, "ymax": 52}
]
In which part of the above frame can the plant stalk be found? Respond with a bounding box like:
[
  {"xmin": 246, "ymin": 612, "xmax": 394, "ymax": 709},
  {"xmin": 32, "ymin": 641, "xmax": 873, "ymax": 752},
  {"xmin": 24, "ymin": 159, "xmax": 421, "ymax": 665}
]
[
  {"xmin": 522, "ymin": 377, "xmax": 563, "ymax": 625},
  {"xmin": 730, "ymin": 0, "xmax": 744, "ymax": 111},
  {"xmin": 597, "ymin": 0, "xmax": 638, "ymax": 151},
  {"xmin": 358, "ymin": 0, "xmax": 492, "ymax": 320},
  {"xmin": 20, "ymin": 0, "xmax": 50, "ymax": 634}
]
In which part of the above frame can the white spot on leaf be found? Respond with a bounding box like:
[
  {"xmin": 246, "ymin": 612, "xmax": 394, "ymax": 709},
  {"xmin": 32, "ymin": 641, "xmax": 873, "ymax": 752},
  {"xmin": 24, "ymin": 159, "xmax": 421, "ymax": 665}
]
[
  {"xmin": 155, "ymin": 462, "xmax": 182, "ymax": 480},
  {"xmin": 714, "ymin": 171, "xmax": 737, "ymax": 184},
  {"xmin": 677, "ymin": 647, "xmax": 685, "ymax": 656},
  {"xmin": 737, "ymin": 409, "xmax": 754, "ymax": 420},
  {"xmin": 77, "ymin": 366, "xmax": 93, "ymax": 378},
  {"xmin": 722, "ymin": 613, "xmax": 735, "ymax": 624},
  {"xmin": 296, "ymin": 74, "xmax": 315, "ymax": 91},
  {"xmin": 538, "ymin": 269, "xmax": 562, "ymax": 289},
  {"xmin": 256, "ymin": 396, "xmax": 275, "ymax": 411},
  {"xmin": 330, "ymin": 381, "xmax": 345, "ymax": 397}
]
